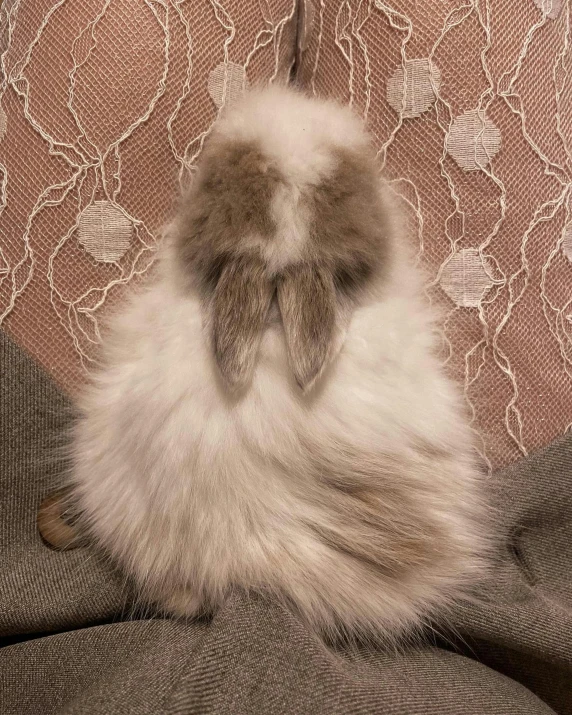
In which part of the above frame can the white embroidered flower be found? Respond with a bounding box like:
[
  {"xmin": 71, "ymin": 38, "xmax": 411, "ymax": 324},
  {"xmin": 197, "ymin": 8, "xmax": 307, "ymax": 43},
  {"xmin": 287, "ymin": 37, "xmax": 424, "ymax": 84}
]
[
  {"xmin": 386, "ymin": 59, "xmax": 441, "ymax": 119},
  {"xmin": 78, "ymin": 201, "xmax": 132, "ymax": 263},
  {"xmin": 440, "ymin": 248, "xmax": 495, "ymax": 308},
  {"xmin": 532, "ymin": 0, "xmax": 563, "ymax": 20},
  {"xmin": 208, "ymin": 62, "xmax": 248, "ymax": 108},
  {"xmin": 446, "ymin": 110, "xmax": 501, "ymax": 171}
]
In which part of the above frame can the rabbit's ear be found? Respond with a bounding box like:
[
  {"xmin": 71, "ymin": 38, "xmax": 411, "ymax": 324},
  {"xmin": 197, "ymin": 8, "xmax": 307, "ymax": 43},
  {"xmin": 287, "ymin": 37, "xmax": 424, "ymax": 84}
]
[
  {"xmin": 277, "ymin": 264, "xmax": 342, "ymax": 393},
  {"xmin": 210, "ymin": 255, "xmax": 274, "ymax": 390}
]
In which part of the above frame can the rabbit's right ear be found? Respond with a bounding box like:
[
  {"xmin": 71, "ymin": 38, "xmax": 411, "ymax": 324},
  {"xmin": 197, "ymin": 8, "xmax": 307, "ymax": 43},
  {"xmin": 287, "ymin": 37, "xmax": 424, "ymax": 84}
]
[{"xmin": 277, "ymin": 264, "xmax": 341, "ymax": 393}]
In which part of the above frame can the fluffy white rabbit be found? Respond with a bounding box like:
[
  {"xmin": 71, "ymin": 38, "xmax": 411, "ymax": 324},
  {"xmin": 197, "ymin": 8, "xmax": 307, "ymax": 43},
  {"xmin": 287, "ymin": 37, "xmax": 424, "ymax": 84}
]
[{"xmin": 70, "ymin": 85, "xmax": 490, "ymax": 643}]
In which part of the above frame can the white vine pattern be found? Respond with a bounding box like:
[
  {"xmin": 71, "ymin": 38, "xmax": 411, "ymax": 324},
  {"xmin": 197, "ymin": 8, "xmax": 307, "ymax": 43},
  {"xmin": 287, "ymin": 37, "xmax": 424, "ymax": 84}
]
[
  {"xmin": 0, "ymin": 0, "xmax": 296, "ymax": 383},
  {"xmin": 301, "ymin": 0, "xmax": 572, "ymax": 468},
  {"xmin": 1, "ymin": 0, "xmax": 572, "ymax": 469}
]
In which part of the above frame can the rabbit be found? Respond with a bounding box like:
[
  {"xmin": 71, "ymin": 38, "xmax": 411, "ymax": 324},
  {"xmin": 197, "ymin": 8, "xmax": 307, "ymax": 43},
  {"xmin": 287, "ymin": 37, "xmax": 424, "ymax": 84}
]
[{"xmin": 70, "ymin": 84, "xmax": 490, "ymax": 645}]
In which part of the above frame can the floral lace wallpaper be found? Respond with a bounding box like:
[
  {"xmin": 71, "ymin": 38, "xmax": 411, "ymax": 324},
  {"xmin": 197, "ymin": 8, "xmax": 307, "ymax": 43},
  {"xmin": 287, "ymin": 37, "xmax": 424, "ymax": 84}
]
[
  {"xmin": 1, "ymin": 0, "xmax": 571, "ymax": 469},
  {"xmin": 0, "ymin": 0, "xmax": 297, "ymax": 387}
]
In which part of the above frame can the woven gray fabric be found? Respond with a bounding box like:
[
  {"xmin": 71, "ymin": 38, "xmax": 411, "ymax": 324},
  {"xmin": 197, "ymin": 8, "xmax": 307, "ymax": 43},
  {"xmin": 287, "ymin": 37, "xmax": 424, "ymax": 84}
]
[
  {"xmin": 0, "ymin": 600, "xmax": 554, "ymax": 715},
  {"xmin": 456, "ymin": 437, "xmax": 572, "ymax": 715},
  {"xmin": 1, "ymin": 327, "xmax": 571, "ymax": 714},
  {"xmin": 0, "ymin": 331, "xmax": 126, "ymax": 637}
]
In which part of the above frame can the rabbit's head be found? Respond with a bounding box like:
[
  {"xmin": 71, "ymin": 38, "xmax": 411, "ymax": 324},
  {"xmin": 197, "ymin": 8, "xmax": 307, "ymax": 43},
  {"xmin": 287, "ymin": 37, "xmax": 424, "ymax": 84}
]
[{"xmin": 176, "ymin": 87, "xmax": 391, "ymax": 392}]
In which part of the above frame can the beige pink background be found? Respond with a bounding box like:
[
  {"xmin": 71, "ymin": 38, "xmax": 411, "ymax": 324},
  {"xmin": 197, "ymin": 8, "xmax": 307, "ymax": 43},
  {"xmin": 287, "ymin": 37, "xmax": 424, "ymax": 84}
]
[{"xmin": 1, "ymin": 0, "xmax": 571, "ymax": 469}]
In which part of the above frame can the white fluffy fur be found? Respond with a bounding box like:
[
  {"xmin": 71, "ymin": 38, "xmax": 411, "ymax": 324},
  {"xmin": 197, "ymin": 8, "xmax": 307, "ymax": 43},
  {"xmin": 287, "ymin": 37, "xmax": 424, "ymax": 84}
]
[{"xmin": 70, "ymin": 86, "xmax": 489, "ymax": 644}]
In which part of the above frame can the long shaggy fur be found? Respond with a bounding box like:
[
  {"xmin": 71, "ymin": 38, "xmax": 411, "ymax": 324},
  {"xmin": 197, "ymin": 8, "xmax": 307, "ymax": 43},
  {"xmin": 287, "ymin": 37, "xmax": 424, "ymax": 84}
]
[{"xmin": 70, "ymin": 85, "xmax": 490, "ymax": 644}]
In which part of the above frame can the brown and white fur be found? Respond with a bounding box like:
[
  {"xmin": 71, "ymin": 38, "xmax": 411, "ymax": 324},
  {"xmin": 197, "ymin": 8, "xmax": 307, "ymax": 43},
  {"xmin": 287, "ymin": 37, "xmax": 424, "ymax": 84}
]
[{"xmin": 70, "ymin": 85, "xmax": 490, "ymax": 644}]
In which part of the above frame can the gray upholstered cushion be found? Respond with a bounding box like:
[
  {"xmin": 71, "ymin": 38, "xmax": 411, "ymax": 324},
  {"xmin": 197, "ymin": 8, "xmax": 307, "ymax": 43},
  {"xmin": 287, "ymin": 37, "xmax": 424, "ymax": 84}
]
[{"xmin": 1, "ymin": 329, "xmax": 571, "ymax": 714}]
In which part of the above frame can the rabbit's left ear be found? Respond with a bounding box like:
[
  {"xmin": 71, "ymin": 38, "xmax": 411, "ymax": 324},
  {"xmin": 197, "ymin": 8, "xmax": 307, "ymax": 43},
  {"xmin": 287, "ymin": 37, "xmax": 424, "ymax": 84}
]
[
  {"xmin": 210, "ymin": 255, "xmax": 274, "ymax": 390},
  {"xmin": 277, "ymin": 263, "xmax": 345, "ymax": 393}
]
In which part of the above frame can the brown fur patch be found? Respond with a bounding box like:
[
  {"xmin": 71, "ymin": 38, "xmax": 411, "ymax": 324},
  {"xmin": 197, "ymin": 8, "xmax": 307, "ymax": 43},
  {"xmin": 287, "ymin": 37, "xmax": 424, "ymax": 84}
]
[
  {"xmin": 303, "ymin": 146, "xmax": 390, "ymax": 296},
  {"xmin": 176, "ymin": 133, "xmax": 391, "ymax": 392},
  {"xmin": 175, "ymin": 137, "xmax": 283, "ymax": 388},
  {"xmin": 302, "ymin": 440, "xmax": 447, "ymax": 579},
  {"xmin": 211, "ymin": 254, "xmax": 274, "ymax": 389},
  {"xmin": 176, "ymin": 138, "xmax": 282, "ymax": 290},
  {"xmin": 277, "ymin": 263, "xmax": 337, "ymax": 391},
  {"xmin": 272, "ymin": 147, "xmax": 390, "ymax": 390}
]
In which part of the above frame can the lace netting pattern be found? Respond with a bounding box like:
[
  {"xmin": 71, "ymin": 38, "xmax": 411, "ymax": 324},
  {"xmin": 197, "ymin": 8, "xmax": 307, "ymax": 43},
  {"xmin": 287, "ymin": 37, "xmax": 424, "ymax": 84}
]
[
  {"xmin": 0, "ymin": 0, "xmax": 297, "ymax": 391},
  {"xmin": 299, "ymin": 0, "xmax": 572, "ymax": 469},
  {"xmin": 1, "ymin": 0, "xmax": 571, "ymax": 469}
]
